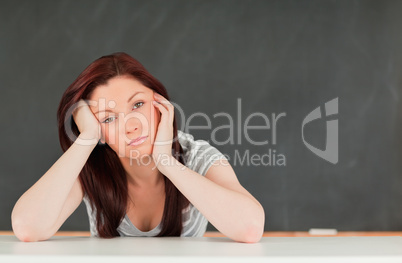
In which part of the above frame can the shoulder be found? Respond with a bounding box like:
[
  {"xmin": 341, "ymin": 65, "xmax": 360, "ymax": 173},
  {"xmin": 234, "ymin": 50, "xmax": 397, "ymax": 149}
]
[
  {"xmin": 177, "ymin": 130, "xmax": 227, "ymax": 176},
  {"xmin": 177, "ymin": 130, "xmax": 220, "ymax": 158},
  {"xmin": 178, "ymin": 130, "xmax": 206, "ymax": 151}
]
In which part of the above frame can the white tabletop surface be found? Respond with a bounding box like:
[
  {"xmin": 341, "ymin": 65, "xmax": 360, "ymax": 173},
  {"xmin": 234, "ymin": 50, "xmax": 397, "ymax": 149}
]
[{"xmin": 1, "ymin": 235, "xmax": 402, "ymax": 263}]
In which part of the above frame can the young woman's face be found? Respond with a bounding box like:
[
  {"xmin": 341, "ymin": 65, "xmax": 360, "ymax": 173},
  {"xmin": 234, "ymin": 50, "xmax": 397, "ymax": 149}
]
[{"xmin": 89, "ymin": 75, "xmax": 161, "ymax": 160}]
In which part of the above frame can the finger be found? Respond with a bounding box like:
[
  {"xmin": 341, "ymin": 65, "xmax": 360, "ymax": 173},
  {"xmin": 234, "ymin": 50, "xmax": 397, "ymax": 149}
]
[
  {"xmin": 161, "ymin": 100, "xmax": 174, "ymax": 113},
  {"xmin": 154, "ymin": 94, "xmax": 174, "ymax": 108},
  {"xmin": 73, "ymin": 100, "xmax": 88, "ymax": 117},
  {"xmin": 154, "ymin": 96, "xmax": 174, "ymax": 118},
  {"xmin": 153, "ymin": 94, "xmax": 174, "ymax": 122},
  {"xmin": 153, "ymin": 101, "xmax": 169, "ymax": 120},
  {"xmin": 154, "ymin": 101, "xmax": 175, "ymax": 124}
]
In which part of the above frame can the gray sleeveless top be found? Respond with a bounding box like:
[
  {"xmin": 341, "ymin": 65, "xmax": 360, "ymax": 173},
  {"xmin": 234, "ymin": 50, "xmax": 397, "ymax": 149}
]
[{"xmin": 82, "ymin": 130, "xmax": 227, "ymax": 237}]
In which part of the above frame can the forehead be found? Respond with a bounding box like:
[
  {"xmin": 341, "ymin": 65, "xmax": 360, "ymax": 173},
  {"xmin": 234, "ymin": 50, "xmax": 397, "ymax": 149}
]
[{"xmin": 89, "ymin": 75, "xmax": 152, "ymax": 100}]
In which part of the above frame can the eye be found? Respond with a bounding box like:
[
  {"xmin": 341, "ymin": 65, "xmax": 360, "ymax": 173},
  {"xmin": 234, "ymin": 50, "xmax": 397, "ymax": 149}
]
[
  {"xmin": 102, "ymin": 116, "xmax": 116, "ymax": 124},
  {"xmin": 133, "ymin": 101, "xmax": 144, "ymax": 109},
  {"xmin": 101, "ymin": 102, "xmax": 143, "ymax": 124}
]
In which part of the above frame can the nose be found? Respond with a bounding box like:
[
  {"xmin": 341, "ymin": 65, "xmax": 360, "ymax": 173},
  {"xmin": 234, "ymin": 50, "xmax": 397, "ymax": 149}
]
[
  {"xmin": 123, "ymin": 114, "xmax": 140, "ymax": 135},
  {"xmin": 121, "ymin": 111, "xmax": 149, "ymax": 140}
]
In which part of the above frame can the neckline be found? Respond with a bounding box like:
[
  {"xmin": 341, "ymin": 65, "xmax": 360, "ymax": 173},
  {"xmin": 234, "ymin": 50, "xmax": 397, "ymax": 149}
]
[{"xmin": 124, "ymin": 214, "xmax": 161, "ymax": 233}]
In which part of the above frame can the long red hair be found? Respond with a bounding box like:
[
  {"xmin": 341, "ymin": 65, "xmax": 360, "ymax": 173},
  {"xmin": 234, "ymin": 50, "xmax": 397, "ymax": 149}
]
[{"xmin": 57, "ymin": 52, "xmax": 189, "ymax": 237}]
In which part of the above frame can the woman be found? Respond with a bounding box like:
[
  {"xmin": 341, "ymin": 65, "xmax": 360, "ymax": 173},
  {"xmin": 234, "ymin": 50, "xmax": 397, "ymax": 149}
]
[{"xmin": 11, "ymin": 52, "xmax": 265, "ymax": 243}]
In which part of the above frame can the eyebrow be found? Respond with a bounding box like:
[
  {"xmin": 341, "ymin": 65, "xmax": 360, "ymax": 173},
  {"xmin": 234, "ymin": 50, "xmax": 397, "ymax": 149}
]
[
  {"xmin": 127, "ymin": 91, "xmax": 144, "ymax": 103},
  {"xmin": 94, "ymin": 91, "xmax": 144, "ymax": 114}
]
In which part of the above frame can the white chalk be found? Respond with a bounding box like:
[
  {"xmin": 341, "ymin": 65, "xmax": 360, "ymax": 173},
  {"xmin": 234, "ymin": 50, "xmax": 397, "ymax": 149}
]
[{"xmin": 308, "ymin": 228, "xmax": 338, "ymax": 235}]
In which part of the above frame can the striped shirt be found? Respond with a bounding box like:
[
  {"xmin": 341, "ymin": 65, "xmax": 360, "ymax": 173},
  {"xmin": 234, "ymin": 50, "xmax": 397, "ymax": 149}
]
[{"xmin": 82, "ymin": 130, "xmax": 227, "ymax": 237}]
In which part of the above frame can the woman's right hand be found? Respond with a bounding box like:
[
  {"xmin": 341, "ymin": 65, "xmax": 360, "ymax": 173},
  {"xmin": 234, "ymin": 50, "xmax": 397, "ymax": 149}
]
[{"xmin": 72, "ymin": 99, "xmax": 101, "ymax": 142}]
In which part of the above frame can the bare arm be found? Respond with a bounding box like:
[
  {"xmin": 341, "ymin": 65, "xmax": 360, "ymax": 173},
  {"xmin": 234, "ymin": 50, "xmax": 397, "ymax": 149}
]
[
  {"xmin": 158, "ymin": 157, "xmax": 265, "ymax": 243},
  {"xmin": 11, "ymin": 100, "xmax": 101, "ymax": 242}
]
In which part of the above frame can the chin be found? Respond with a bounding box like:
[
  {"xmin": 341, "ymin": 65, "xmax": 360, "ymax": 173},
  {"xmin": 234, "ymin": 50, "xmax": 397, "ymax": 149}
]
[{"xmin": 126, "ymin": 147, "xmax": 153, "ymax": 160}]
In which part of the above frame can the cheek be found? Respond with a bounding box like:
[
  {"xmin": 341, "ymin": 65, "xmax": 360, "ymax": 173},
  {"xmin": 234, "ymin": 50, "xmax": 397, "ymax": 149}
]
[
  {"xmin": 101, "ymin": 125, "xmax": 108, "ymax": 138},
  {"xmin": 152, "ymin": 105, "xmax": 161, "ymax": 128},
  {"xmin": 101, "ymin": 124, "xmax": 117, "ymax": 142}
]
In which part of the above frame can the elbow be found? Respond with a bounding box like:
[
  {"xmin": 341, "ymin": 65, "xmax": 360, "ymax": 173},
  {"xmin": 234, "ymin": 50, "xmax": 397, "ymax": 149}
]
[
  {"xmin": 12, "ymin": 220, "xmax": 39, "ymax": 242},
  {"xmin": 238, "ymin": 206, "xmax": 265, "ymax": 243},
  {"xmin": 12, "ymin": 223, "xmax": 36, "ymax": 242},
  {"xmin": 12, "ymin": 215, "xmax": 51, "ymax": 242},
  {"xmin": 241, "ymin": 221, "xmax": 264, "ymax": 243},
  {"xmin": 13, "ymin": 230, "xmax": 37, "ymax": 242}
]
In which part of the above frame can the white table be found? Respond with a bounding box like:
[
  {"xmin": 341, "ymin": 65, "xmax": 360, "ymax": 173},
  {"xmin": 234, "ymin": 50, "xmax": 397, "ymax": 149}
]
[{"xmin": 1, "ymin": 235, "xmax": 402, "ymax": 263}]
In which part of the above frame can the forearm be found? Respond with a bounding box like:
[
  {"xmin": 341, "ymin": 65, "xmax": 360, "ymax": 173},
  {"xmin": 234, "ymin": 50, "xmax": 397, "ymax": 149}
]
[
  {"xmin": 160, "ymin": 157, "xmax": 265, "ymax": 243},
  {"xmin": 11, "ymin": 133, "xmax": 96, "ymax": 235}
]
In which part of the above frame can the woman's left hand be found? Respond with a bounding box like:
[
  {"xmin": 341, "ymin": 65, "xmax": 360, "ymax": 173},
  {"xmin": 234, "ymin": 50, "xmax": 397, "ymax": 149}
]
[{"xmin": 151, "ymin": 93, "xmax": 175, "ymax": 169}]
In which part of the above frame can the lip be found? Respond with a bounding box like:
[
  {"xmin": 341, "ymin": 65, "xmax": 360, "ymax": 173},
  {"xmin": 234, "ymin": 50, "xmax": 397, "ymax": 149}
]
[{"xmin": 128, "ymin": 136, "xmax": 148, "ymax": 146}]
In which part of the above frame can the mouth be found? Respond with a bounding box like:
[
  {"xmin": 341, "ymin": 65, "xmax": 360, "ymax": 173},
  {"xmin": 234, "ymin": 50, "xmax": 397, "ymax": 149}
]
[{"xmin": 128, "ymin": 136, "xmax": 148, "ymax": 146}]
